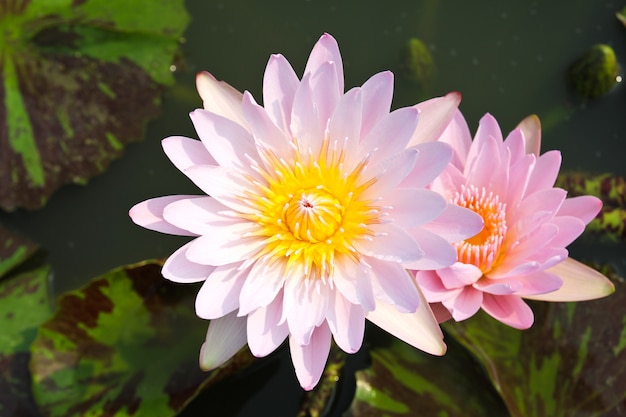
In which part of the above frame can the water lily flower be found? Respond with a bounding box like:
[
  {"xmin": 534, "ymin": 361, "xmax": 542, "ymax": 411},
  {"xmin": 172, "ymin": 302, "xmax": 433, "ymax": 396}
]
[
  {"xmin": 414, "ymin": 112, "xmax": 615, "ymax": 329},
  {"xmin": 129, "ymin": 33, "xmax": 482, "ymax": 389}
]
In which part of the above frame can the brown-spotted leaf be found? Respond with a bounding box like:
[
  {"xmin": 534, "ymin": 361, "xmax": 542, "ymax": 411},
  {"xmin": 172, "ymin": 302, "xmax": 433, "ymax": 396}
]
[
  {"xmin": 344, "ymin": 334, "xmax": 510, "ymax": 417},
  {"xmin": 0, "ymin": 0, "xmax": 189, "ymax": 211},
  {"xmin": 443, "ymin": 270, "xmax": 625, "ymax": 417},
  {"xmin": 0, "ymin": 223, "xmax": 38, "ymax": 279},
  {"xmin": 0, "ymin": 264, "xmax": 52, "ymax": 417},
  {"xmin": 29, "ymin": 260, "xmax": 256, "ymax": 417}
]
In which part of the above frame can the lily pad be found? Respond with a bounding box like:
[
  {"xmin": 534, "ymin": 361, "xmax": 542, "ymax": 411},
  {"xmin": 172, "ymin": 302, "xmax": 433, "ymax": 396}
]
[
  {"xmin": 0, "ymin": 224, "xmax": 39, "ymax": 279},
  {"xmin": 0, "ymin": 264, "xmax": 52, "ymax": 417},
  {"xmin": 0, "ymin": 0, "xmax": 189, "ymax": 211},
  {"xmin": 443, "ymin": 271, "xmax": 626, "ymax": 417},
  {"xmin": 29, "ymin": 260, "xmax": 256, "ymax": 417},
  {"xmin": 344, "ymin": 334, "xmax": 510, "ymax": 417}
]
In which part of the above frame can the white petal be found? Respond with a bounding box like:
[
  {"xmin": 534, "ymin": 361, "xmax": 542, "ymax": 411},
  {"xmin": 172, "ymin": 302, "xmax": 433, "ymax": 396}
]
[
  {"xmin": 195, "ymin": 264, "xmax": 249, "ymax": 319},
  {"xmin": 354, "ymin": 223, "xmax": 423, "ymax": 264},
  {"xmin": 186, "ymin": 231, "xmax": 264, "ymax": 266},
  {"xmin": 242, "ymin": 91, "xmax": 291, "ymax": 159},
  {"xmin": 129, "ymin": 195, "xmax": 199, "ymax": 236},
  {"xmin": 238, "ymin": 258, "xmax": 286, "ymax": 315},
  {"xmin": 162, "ymin": 242, "xmax": 216, "ymax": 283},
  {"xmin": 360, "ymin": 148, "xmax": 418, "ymax": 200},
  {"xmin": 162, "ymin": 196, "xmax": 240, "ymax": 236},
  {"xmin": 403, "ymin": 227, "xmax": 457, "ymax": 270},
  {"xmin": 408, "ymin": 91, "xmax": 462, "ymax": 146},
  {"xmin": 366, "ymin": 292, "xmax": 446, "ymax": 356},
  {"xmin": 199, "ymin": 312, "xmax": 248, "ymax": 371},
  {"xmin": 263, "ymin": 54, "xmax": 299, "ymax": 132},
  {"xmin": 420, "ymin": 204, "xmax": 484, "ymax": 243},
  {"xmin": 327, "ymin": 290, "xmax": 365, "ymax": 353},
  {"xmin": 368, "ymin": 256, "xmax": 421, "ymax": 313},
  {"xmin": 162, "ymin": 136, "xmax": 216, "ymax": 171},
  {"xmin": 385, "ymin": 188, "xmax": 447, "ymax": 228},
  {"xmin": 289, "ymin": 322, "xmax": 332, "ymax": 391},
  {"xmin": 196, "ymin": 71, "xmax": 248, "ymax": 129},
  {"xmin": 304, "ymin": 33, "xmax": 343, "ymax": 93},
  {"xmin": 359, "ymin": 71, "xmax": 393, "ymax": 138},
  {"xmin": 247, "ymin": 293, "xmax": 289, "ymax": 357},
  {"xmin": 183, "ymin": 165, "xmax": 256, "ymax": 214},
  {"xmin": 333, "ymin": 256, "xmax": 375, "ymax": 311}
]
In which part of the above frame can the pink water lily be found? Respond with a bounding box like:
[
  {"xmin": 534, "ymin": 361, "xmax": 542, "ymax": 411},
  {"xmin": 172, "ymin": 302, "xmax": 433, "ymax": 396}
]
[
  {"xmin": 415, "ymin": 111, "xmax": 615, "ymax": 329},
  {"xmin": 129, "ymin": 33, "xmax": 483, "ymax": 389}
]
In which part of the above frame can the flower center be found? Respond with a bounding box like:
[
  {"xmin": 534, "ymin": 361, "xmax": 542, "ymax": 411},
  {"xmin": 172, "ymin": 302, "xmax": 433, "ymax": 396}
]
[
  {"xmin": 284, "ymin": 187, "xmax": 343, "ymax": 242},
  {"xmin": 451, "ymin": 185, "xmax": 507, "ymax": 272},
  {"xmin": 242, "ymin": 136, "xmax": 381, "ymax": 281}
]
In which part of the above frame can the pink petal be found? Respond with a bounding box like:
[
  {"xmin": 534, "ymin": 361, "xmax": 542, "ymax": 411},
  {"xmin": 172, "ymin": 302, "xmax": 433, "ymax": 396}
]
[
  {"xmin": 557, "ymin": 196, "xmax": 602, "ymax": 225},
  {"xmin": 420, "ymin": 204, "xmax": 484, "ymax": 243},
  {"xmin": 289, "ymin": 322, "xmax": 332, "ymax": 391},
  {"xmin": 385, "ymin": 188, "xmax": 446, "ymax": 228},
  {"xmin": 524, "ymin": 258, "xmax": 614, "ymax": 301},
  {"xmin": 354, "ymin": 224, "xmax": 423, "ymax": 264},
  {"xmin": 263, "ymin": 54, "xmax": 299, "ymax": 132},
  {"xmin": 367, "ymin": 256, "xmax": 421, "ymax": 313},
  {"xmin": 403, "ymin": 228, "xmax": 457, "ymax": 270},
  {"xmin": 408, "ymin": 91, "xmax": 462, "ymax": 147},
  {"xmin": 360, "ymin": 148, "xmax": 418, "ymax": 200},
  {"xmin": 162, "ymin": 242, "xmax": 216, "ymax": 283},
  {"xmin": 549, "ymin": 216, "xmax": 586, "ymax": 247},
  {"xmin": 464, "ymin": 134, "xmax": 503, "ymax": 193},
  {"xmin": 438, "ymin": 263, "xmax": 483, "ymax": 289},
  {"xmin": 481, "ymin": 294, "xmax": 534, "ymax": 329},
  {"xmin": 283, "ymin": 275, "xmax": 330, "ymax": 345},
  {"xmin": 444, "ymin": 286, "xmax": 483, "ymax": 321},
  {"xmin": 359, "ymin": 71, "xmax": 393, "ymax": 138},
  {"xmin": 473, "ymin": 278, "xmax": 522, "ymax": 295},
  {"xmin": 183, "ymin": 165, "xmax": 255, "ymax": 214},
  {"xmin": 366, "ymin": 292, "xmax": 446, "ymax": 356},
  {"xmin": 195, "ymin": 264, "xmax": 249, "ymax": 319},
  {"xmin": 328, "ymin": 87, "xmax": 362, "ymax": 170},
  {"xmin": 326, "ymin": 291, "xmax": 365, "ymax": 353},
  {"xmin": 195, "ymin": 71, "xmax": 247, "ymax": 129},
  {"xmin": 247, "ymin": 293, "xmax": 289, "ymax": 357},
  {"xmin": 515, "ymin": 114, "xmax": 542, "ymax": 157},
  {"xmin": 526, "ymin": 150, "xmax": 561, "ymax": 195},
  {"xmin": 435, "ymin": 109, "xmax": 472, "ymax": 169},
  {"xmin": 304, "ymin": 33, "xmax": 343, "ymax": 94},
  {"xmin": 509, "ymin": 270, "xmax": 563, "ymax": 296},
  {"xmin": 429, "ymin": 302, "xmax": 453, "ymax": 323},
  {"xmin": 129, "ymin": 196, "xmax": 199, "ymax": 236},
  {"xmin": 199, "ymin": 312, "xmax": 248, "ymax": 371},
  {"xmin": 189, "ymin": 109, "xmax": 258, "ymax": 169},
  {"xmin": 309, "ymin": 61, "xmax": 341, "ymax": 128},
  {"xmin": 414, "ymin": 270, "xmax": 457, "ymax": 303},
  {"xmin": 162, "ymin": 136, "xmax": 216, "ymax": 171}
]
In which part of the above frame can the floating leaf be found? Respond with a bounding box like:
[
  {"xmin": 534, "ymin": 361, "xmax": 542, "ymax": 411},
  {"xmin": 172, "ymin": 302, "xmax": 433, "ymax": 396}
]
[
  {"xmin": 0, "ymin": 223, "xmax": 39, "ymax": 279},
  {"xmin": 0, "ymin": 264, "xmax": 52, "ymax": 417},
  {"xmin": 443, "ymin": 272, "xmax": 626, "ymax": 417},
  {"xmin": 344, "ymin": 335, "xmax": 510, "ymax": 417},
  {"xmin": 0, "ymin": 0, "xmax": 189, "ymax": 211},
  {"xmin": 29, "ymin": 260, "xmax": 256, "ymax": 417},
  {"xmin": 557, "ymin": 172, "xmax": 626, "ymax": 242}
]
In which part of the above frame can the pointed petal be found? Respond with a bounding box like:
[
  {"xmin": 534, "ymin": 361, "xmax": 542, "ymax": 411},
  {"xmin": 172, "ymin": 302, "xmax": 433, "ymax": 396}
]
[
  {"xmin": 526, "ymin": 150, "xmax": 561, "ymax": 194},
  {"xmin": 333, "ymin": 256, "xmax": 376, "ymax": 311},
  {"xmin": 129, "ymin": 196, "xmax": 199, "ymax": 236},
  {"xmin": 403, "ymin": 227, "xmax": 457, "ymax": 270},
  {"xmin": 438, "ymin": 263, "xmax": 483, "ymax": 289},
  {"xmin": 516, "ymin": 114, "xmax": 542, "ymax": 157},
  {"xmin": 195, "ymin": 264, "xmax": 249, "ymax": 319},
  {"xmin": 162, "ymin": 241, "xmax": 216, "ymax": 283},
  {"xmin": 557, "ymin": 196, "xmax": 602, "ymax": 225},
  {"xmin": 360, "ymin": 107, "xmax": 419, "ymax": 168},
  {"xmin": 238, "ymin": 258, "xmax": 286, "ymax": 315},
  {"xmin": 408, "ymin": 91, "xmax": 462, "ymax": 146},
  {"xmin": 263, "ymin": 54, "xmax": 299, "ymax": 132},
  {"xmin": 304, "ymin": 33, "xmax": 343, "ymax": 93},
  {"xmin": 247, "ymin": 292, "xmax": 289, "ymax": 357},
  {"xmin": 385, "ymin": 188, "xmax": 446, "ymax": 228},
  {"xmin": 162, "ymin": 136, "xmax": 216, "ymax": 171},
  {"xmin": 242, "ymin": 91, "xmax": 291, "ymax": 158},
  {"xmin": 183, "ymin": 165, "xmax": 256, "ymax": 214},
  {"xmin": 162, "ymin": 196, "xmax": 240, "ymax": 236},
  {"xmin": 481, "ymin": 294, "xmax": 534, "ymax": 329},
  {"xmin": 436, "ymin": 109, "xmax": 472, "ymax": 169},
  {"xmin": 368, "ymin": 256, "xmax": 421, "ymax": 313},
  {"xmin": 199, "ymin": 312, "xmax": 248, "ymax": 370},
  {"xmin": 420, "ymin": 204, "xmax": 484, "ymax": 243},
  {"xmin": 189, "ymin": 109, "xmax": 258, "ymax": 169},
  {"xmin": 400, "ymin": 141, "xmax": 453, "ymax": 188},
  {"xmin": 354, "ymin": 224, "xmax": 423, "ymax": 264},
  {"xmin": 289, "ymin": 322, "xmax": 332, "ymax": 391},
  {"xmin": 186, "ymin": 231, "xmax": 264, "ymax": 266},
  {"xmin": 444, "ymin": 286, "xmax": 483, "ymax": 321},
  {"xmin": 360, "ymin": 71, "xmax": 393, "ymax": 137},
  {"xmin": 327, "ymin": 290, "xmax": 365, "ymax": 353},
  {"xmin": 523, "ymin": 258, "xmax": 615, "ymax": 301},
  {"xmin": 196, "ymin": 71, "xmax": 247, "ymax": 128},
  {"xmin": 366, "ymin": 292, "xmax": 446, "ymax": 356}
]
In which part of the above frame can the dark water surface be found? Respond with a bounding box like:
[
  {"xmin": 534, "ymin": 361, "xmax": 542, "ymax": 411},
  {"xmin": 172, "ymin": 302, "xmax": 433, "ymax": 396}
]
[{"xmin": 2, "ymin": 1, "xmax": 625, "ymax": 416}]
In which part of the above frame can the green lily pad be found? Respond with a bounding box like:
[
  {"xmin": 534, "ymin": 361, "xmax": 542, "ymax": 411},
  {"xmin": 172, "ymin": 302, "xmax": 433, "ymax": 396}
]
[
  {"xmin": 0, "ymin": 264, "xmax": 52, "ymax": 417},
  {"xmin": 29, "ymin": 260, "xmax": 256, "ymax": 417},
  {"xmin": 0, "ymin": 0, "xmax": 189, "ymax": 211},
  {"xmin": 443, "ymin": 271, "xmax": 625, "ymax": 417},
  {"xmin": 344, "ymin": 334, "xmax": 510, "ymax": 417},
  {"xmin": 0, "ymin": 224, "xmax": 39, "ymax": 279}
]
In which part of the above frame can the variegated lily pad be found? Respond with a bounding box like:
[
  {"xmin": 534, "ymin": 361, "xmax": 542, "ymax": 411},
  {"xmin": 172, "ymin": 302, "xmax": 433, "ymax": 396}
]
[
  {"xmin": 344, "ymin": 335, "xmax": 510, "ymax": 417},
  {"xmin": 29, "ymin": 260, "xmax": 256, "ymax": 417},
  {"xmin": 0, "ymin": 264, "xmax": 52, "ymax": 417},
  {"xmin": 443, "ymin": 270, "xmax": 626, "ymax": 417},
  {"xmin": 0, "ymin": 223, "xmax": 38, "ymax": 279},
  {"xmin": 0, "ymin": 0, "xmax": 189, "ymax": 211}
]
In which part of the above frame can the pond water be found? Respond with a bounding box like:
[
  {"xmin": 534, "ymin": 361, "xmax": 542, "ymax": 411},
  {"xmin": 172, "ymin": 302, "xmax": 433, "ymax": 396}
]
[{"xmin": 2, "ymin": 1, "xmax": 625, "ymax": 416}]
